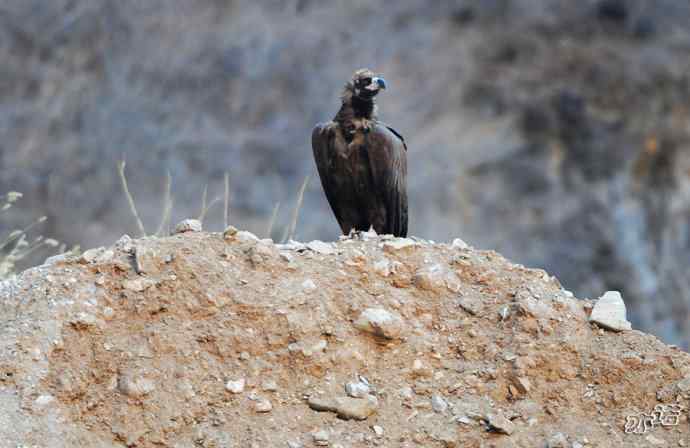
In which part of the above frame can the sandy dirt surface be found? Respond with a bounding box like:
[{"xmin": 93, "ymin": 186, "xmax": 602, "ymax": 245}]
[{"xmin": 1, "ymin": 228, "xmax": 689, "ymax": 447}]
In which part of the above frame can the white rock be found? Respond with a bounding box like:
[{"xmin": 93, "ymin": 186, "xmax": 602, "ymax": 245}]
[
  {"xmin": 451, "ymin": 238, "xmax": 469, "ymax": 249},
  {"xmin": 589, "ymin": 291, "xmax": 632, "ymax": 332},
  {"xmin": 645, "ymin": 435, "xmax": 666, "ymax": 446},
  {"xmin": 431, "ymin": 395, "xmax": 448, "ymax": 413},
  {"xmin": 261, "ymin": 380, "xmax": 278, "ymax": 392},
  {"xmin": 372, "ymin": 425, "xmax": 384, "ymax": 436},
  {"xmin": 546, "ymin": 432, "xmax": 568, "ymax": 448},
  {"xmin": 225, "ymin": 378, "xmax": 245, "ymax": 394},
  {"xmin": 345, "ymin": 381, "xmax": 370, "ymax": 398},
  {"xmin": 354, "ymin": 308, "xmax": 404, "ymax": 339},
  {"xmin": 382, "ymin": 238, "xmax": 417, "ymax": 252},
  {"xmin": 302, "ymin": 279, "xmax": 317, "ymax": 291},
  {"xmin": 254, "ymin": 398, "xmax": 273, "ymax": 413},
  {"xmin": 79, "ymin": 247, "xmax": 104, "ymax": 264},
  {"xmin": 312, "ymin": 429, "xmax": 330, "ymax": 446},
  {"xmin": 306, "ymin": 240, "xmax": 335, "ymax": 255},
  {"xmin": 174, "ymin": 219, "xmax": 202, "ymax": 234},
  {"xmin": 236, "ymin": 230, "xmax": 259, "ymax": 243},
  {"xmin": 486, "ymin": 413, "xmax": 515, "ymax": 435},
  {"xmin": 118, "ymin": 374, "xmax": 156, "ymax": 397},
  {"xmin": 34, "ymin": 394, "xmax": 55, "ymax": 407}
]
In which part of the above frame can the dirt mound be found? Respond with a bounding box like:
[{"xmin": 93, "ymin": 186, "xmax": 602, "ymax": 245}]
[{"xmin": 1, "ymin": 228, "xmax": 689, "ymax": 447}]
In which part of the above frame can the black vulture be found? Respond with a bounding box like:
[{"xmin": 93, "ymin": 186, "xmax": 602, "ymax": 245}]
[{"xmin": 312, "ymin": 69, "xmax": 408, "ymax": 237}]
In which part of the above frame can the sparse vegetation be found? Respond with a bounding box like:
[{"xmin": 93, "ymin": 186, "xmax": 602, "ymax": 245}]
[{"xmin": 0, "ymin": 192, "xmax": 60, "ymax": 279}]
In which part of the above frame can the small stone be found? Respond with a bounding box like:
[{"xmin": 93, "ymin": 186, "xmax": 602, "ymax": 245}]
[
  {"xmin": 312, "ymin": 429, "xmax": 330, "ymax": 446},
  {"xmin": 513, "ymin": 377, "xmax": 531, "ymax": 394},
  {"xmin": 451, "ymin": 238, "xmax": 469, "ymax": 249},
  {"xmin": 287, "ymin": 442, "xmax": 303, "ymax": 448},
  {"xmin": 676, "ymin": 375, "xmax": 690, "ymax": 393},
  {"xmin": 372, "ymin": 425, "xmax": 384, "ymax": 437},
  {"xmin": 223, "ymin": 225, "xmax": 238, "ymax": 238},
  {"xmin": 546, "ymin": 432, "xmax": 568, "ymax": 448},
  {"xmin": 174, "ymin": 219, "xmax": 202, "ymax": 234},
  {"xmin": 34, "ymin": 394, "xmax": 55, "ymax": 407},
  {"xmin": 306, "ymin": 240, "xmax": 335, "ymax": 255},
  {"xmin": 79, "ymin": 247, "xmax": 104, "ymax": 264},
  {"xmin": 334, "ymin": 395, "xmax": 378, "ymax": 420},
  {"xmin": 236, "ymin": 230, "xmax": 259, "ymax": 243},
  {"xmin": 457, "ymin": 295, "xmax": 483, "ymax": 315},
  {"xmin": 431, "ymin": 395, "xmax": 448, "ymax": 413},
  {"xmin": 308, "ymin": 395, "xmax": 378, "ymax": 420},
  {"xmin": 354, "ymin": 308, "xmax": 404, "ymax": 339},
  {"xmin": 645, "ymin": 435, "xmax": 666, "ymax": 446},
  {"xmin": 382, "ymin": 238, "xmax": 417, "ymax": 253},
  {"xmin": 486, "ymin": 413, "xmax": 514, "ymax": 435},
  {"xmin": 225, "ymin": 378, "xmax": 245, "ymax": 394},
  {"xmin": 572, "ymin": 443, "xmax": 584, "ymax": 448},
  {"xmin": 69, "ymin": 312, "xmax": 105, "ymax": 330},
  {"xmin": 345, "ymin": 381, "xmax": 370, "ymax": 398},
  {"xmin": 118, "ymin": 373, "xmax": 156, "ymax": 397},
  {"xmin": 456, "ymin": 416, "xmax": 472, "ymax": 425},
  {"xmin": 302, "ymin": 279, "xmax": 317, "ymax": 291},
  {"xmin": 373, "ymin": 258, "xmax": 392, "ymax": 276},
  {"xmin": 261, "ymin": 380, "xmax": 278, "ymax": 392},
  {"xmin": 134, "ymin": 245, "xmax": 158, "ymax": 274},
  {"xmin": 414, "ymin": 264, "xmax": 446, "ymax": 291},
  {"xmin": 412, "ymin": 359, "xmax": 433, "ymax": 378},
  {"xmin": 589, "ymin": 291, "xmax": 632, "ymax": 331},
  {"xmin": 399, "ymin": 386, "xmax": 414, "ymax": 399},
  {"xmin": 254, "ymin": 398, "xmax": 272, "ymax": 413},
  {"xmin": 122, "ymin": 278, "xmax": 155, "ymax": 292}
]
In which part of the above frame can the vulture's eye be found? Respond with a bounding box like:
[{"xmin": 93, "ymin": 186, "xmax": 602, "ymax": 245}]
[{"xmin": 361, "ymin": 77, "xmax": 372, "ymax": 86}]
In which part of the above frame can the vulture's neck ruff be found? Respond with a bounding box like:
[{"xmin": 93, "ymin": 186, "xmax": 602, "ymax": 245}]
[{"xmin": 336, "ymin": 84, "xmax": 379, "ymax": 124}]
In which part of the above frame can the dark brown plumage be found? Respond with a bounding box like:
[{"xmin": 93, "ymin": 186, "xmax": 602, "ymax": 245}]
[{"xmin": 312, "ymin": 69, "xmax": 408, "ymax": 237}]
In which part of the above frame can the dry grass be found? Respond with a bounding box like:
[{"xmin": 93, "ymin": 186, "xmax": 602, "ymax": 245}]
[{"xmin": 0, "ymin": 192, "xmax": 60, "ymax": 279}]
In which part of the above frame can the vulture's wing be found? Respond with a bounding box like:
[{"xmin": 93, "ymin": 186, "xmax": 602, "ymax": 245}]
[
  {"xmin": 312, "ymin": 122, "xmax": 350, "ymax": 231},
  {"xmin": 365, "ymin": 123, "xmax": 408, "ymax": 236}
]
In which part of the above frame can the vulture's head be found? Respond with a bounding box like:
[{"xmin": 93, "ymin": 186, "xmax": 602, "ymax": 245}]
[{"xmin": 343, "ymin": 68, "xmax": 387, "ymax": 101}]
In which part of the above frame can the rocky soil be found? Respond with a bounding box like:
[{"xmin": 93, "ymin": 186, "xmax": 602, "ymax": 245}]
[{"xmin": 1, "ymin": 226, "xmax": 689, "ymax": 447}]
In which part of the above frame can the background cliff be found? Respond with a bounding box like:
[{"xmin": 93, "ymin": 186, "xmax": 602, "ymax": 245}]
[{"xmin": 1, "ymin": 0, "xmax": 690, "ymax": 346}]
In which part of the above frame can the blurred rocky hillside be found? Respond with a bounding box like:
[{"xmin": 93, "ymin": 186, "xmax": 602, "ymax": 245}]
[{"xmin": 1, "ymin": 0, "xmax": 689, "ymax": 346}]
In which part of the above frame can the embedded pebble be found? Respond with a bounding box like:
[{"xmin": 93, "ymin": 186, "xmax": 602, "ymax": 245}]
[
  {"xmin": 372, "ymin": 425, "xmax": 384, "ymax": 437},
  {"xmin": 457, "ymin": 295, "xmax": 483, "ymax": 316},
  {"xmin": 312, "ymin": 429, "xmax": 330, "ymax": 446},
  {"xmin": 225, "ymin": 378, "xmax": 245, "ymax": 394},
  {"xmin": 118, "ymin": 374, "xmax": 156, "ymax": 397},
  {"xmin": 122, "ymin": 278, "xmax": 155, "ymax": 292},
  {"xmin": 174, "ymin": 219, "xmax": 202, "ymax": 234},
  {"xmin": 547, "ymin": 432, "xmax": 568, "ymax": 448},
  {"xmin": 302, "ymin": 279, "xmax": 317, "ymax": 291},
  {"xmin": 382, "ymin": 238, "xmax": 416, "ymax": 252},
  {"xmin": 431, "ymin": 395, "xmax": 448, "ymax": 413},
  {"xmin": 451, "ymin": 238, "xmax": 469, "ymax": 249},
  {"xmin": 254, "ymin": 398, "xmax": 272, "ymax": 413},
  {"xmin": 261, "ymin": 380, "xmax": 278, "ymax": 392},
  {"xmin": 345, "ymin": 381, "xmax": 370, "ymax": 398},
  {"xmin": 486, "ymin": 413, "xmax": 514, "ymax": 435},
  {"xmin": 306, "ymin": 240, "xmax": 335, "ymax": 255},
  {"xmin": 589, "ymin": 291, "xmax": 632, "ymax": 331},
  {"xmin": 354, "ymin": 308, "xmax": 404, "ymax": 339},
  {"xmin": 308, "ymin": 395, "xmax": 379, "ymax": 420}
]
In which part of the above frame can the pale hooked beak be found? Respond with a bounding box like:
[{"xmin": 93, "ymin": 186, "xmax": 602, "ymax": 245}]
[{"xmin": 365, "ymin": 77, "xmax": 387, "ymax": 91}]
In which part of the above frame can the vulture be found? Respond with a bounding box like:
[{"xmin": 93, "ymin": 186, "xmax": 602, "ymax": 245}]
[{"xmin": 312, "ymin": 68, "xmax": 408, "ymax": 237}]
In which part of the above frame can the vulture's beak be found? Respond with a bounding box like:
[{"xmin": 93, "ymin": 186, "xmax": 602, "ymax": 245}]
[{"xmin": 365, "ymin": 77, "xmax": 387, "ymax": 91}]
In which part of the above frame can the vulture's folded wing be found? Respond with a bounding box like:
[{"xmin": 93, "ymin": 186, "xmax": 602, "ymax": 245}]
[
  {"xmin": 366, "ymin": 124, "xmax": 408, "ymax": 236},
  {"xmin": 312, "ymin": 123, "xmax": 348, "ymax": 230}
]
